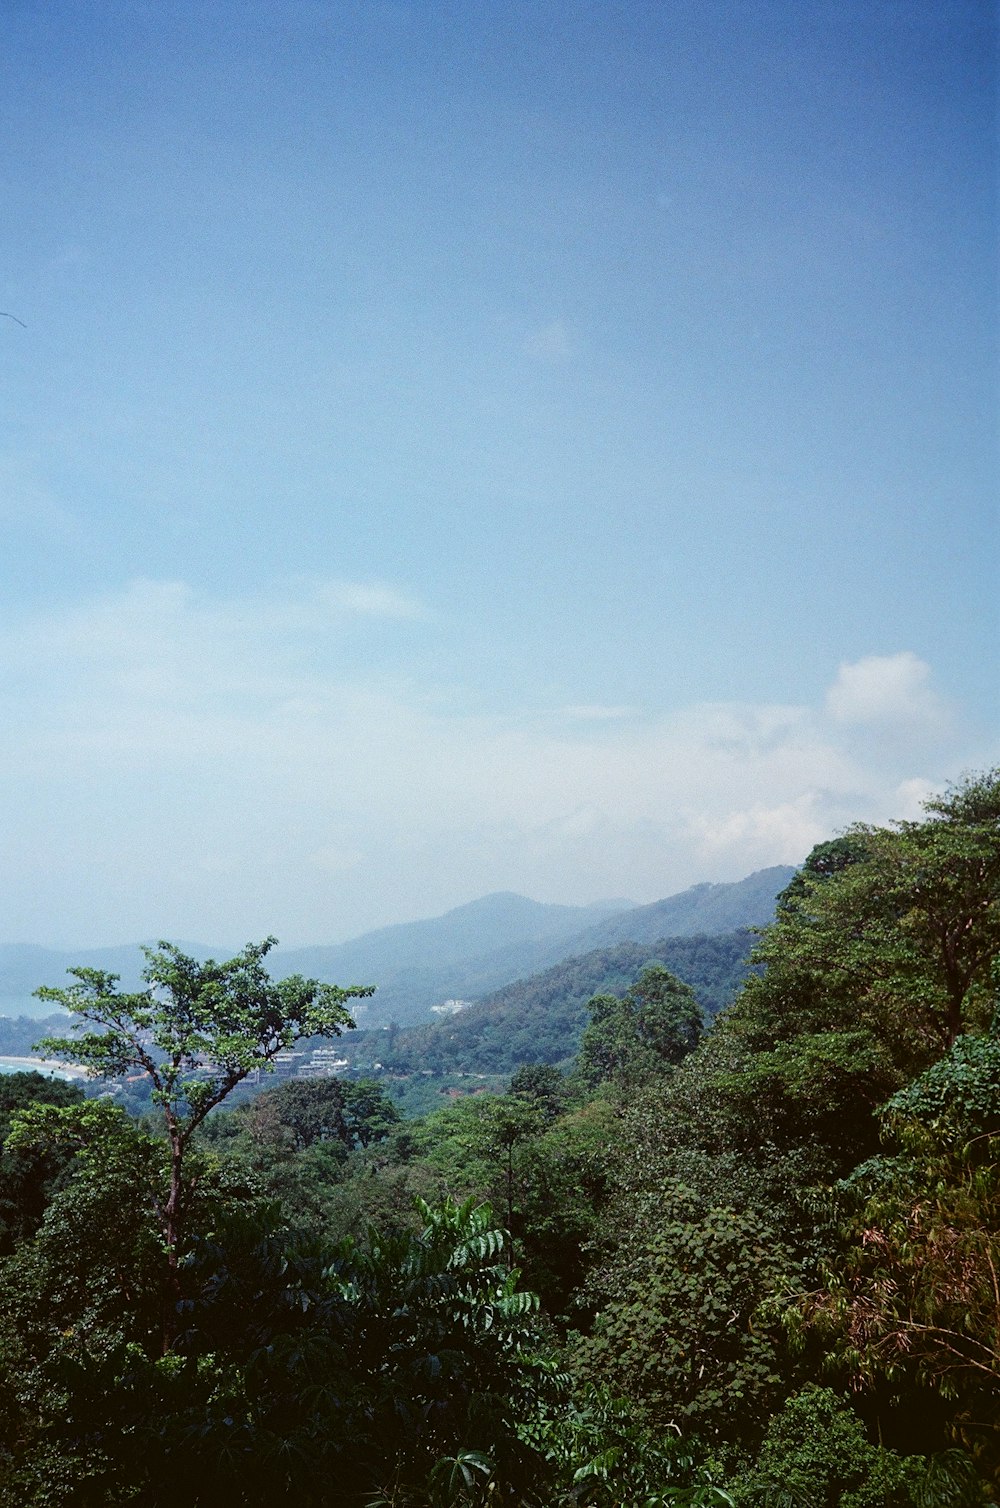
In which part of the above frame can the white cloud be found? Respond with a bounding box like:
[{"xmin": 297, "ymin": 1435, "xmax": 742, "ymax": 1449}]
[
  {"xmin": 0, "ymin": 576, "xmax": 427, "ymax": 694},
  {"xmin": 314, "ymin": 581, "xmax": 426, "ymax": 620},
  {"xmin": 685, "ymin": 793, "xmax": 831, "ymax": 867},
  {"xmin": 0, "ymin": 588, "xmax": 982, "ymax": 944},
  {"xmin": 825, "ymin": 652, "xmax": 948, "ymax": 730},
  {"xmin": 892, "ymin": 775, "xmax": 940, "ymax": 819}
]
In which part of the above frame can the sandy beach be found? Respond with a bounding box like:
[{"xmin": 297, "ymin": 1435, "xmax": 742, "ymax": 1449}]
[{"xmin": 0, "ymin": 1055, "xmax": 90, "ymax": 1080}]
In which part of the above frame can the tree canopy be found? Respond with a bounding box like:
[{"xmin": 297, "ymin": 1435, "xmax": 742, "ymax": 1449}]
[
  {"xmin": 30, "ymin": 938, "xmax": 372, "ymax": 1345},
  {"xmin": 2, "ymin": 772, "xmax": 998, "ymax": 1503}
]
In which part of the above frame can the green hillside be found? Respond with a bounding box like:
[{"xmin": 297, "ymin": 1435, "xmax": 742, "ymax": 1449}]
[
  {"xmin": 352, "ymin": 930, "xmax": 757, "ymax": 1078},
  {"xmin": 0, "ymin": 869, "xmax": 794, "ymax": 1031}
]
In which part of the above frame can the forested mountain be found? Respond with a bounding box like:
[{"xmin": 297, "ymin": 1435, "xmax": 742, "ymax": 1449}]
[
  {"xmin": 561, "ymin": 865, "xmax": 795, "ymax": 949},
  {"xmin": 367, "ymin": 931, "xmax": 756, "ymax": 1076},
  {"xmin": 0, "ymin": 868, "xmax": 794, "ymax": 1028},
  {"xmin": 284, "ymin": 867, "xmax": 793, "ymax": 1028},
  {"xmin": 275, "ymin": 892, "xmax": 635, "ymax": 977},
  {"xmin": 273, "ymin": 892, "xmax": 636, "ymax": 1027},
  {"xmin": 0, "ymin": 895, "xmax": 630, "ymax": 1003}
]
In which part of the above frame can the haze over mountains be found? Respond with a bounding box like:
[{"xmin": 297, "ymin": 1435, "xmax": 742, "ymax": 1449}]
[
  {"xmin": 374, "ymin": 930, "xmax": 764, "ymax": 1087},
  {"xmin": 0, "ymin": 867, "xmax": 796, "ymax": 1027}
]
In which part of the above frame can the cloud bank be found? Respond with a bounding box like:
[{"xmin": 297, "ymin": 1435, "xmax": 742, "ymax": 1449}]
[
  {"xmin": 825, "ymin": 651, "xmax": 949, "ymax": 731},
  {"xmin": 0, "ymin": 580, "xmax": 983, "ymax": 946}
]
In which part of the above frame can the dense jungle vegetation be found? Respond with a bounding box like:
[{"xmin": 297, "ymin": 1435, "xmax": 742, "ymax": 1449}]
[{"xmin": 0, "ymin": 771, "xmax": 997, "ymax": 1506}]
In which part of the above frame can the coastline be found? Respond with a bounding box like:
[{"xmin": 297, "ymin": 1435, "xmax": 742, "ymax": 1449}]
[{"xmin": 0, "ymin": 1055, "xmax": 90, "ymax": 1080}]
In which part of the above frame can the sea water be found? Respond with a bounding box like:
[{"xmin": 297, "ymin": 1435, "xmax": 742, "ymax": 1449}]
[{"xmin": 0, "ymin": 1056, "xmax": 78, "ymax": 1080}]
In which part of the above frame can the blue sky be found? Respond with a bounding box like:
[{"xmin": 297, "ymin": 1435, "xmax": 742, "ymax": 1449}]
[{"xmin": 0, "ymin": 0, "xmax": 996, "ymax": 946}]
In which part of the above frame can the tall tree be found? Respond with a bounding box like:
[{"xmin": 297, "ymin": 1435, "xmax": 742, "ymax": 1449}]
[
  {"xmin": 31, "ymin": 938, "xmax": 372, "ymax": 1345},
  {"xmin": 733, "ymin": 770, "xmax": 1000, "ymax": 1077},
  {"xmin": 577, "ymin": 963, "xmax": 703, "ymax": 1092},
  {"xmin": 793, "ymin": 1028, "xmax": 1000, "ymax": 1477}
]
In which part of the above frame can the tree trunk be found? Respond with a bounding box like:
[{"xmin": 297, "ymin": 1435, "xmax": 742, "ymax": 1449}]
[{"xmin": 161, "ymin": 1137, "xmax": 185, "ymax": 1354}]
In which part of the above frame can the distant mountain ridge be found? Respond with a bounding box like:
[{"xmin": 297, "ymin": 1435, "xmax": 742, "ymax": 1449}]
[
  {"xmin": 276, "ymin": 867, "xmax": 795, "ymax": 1026},
  {"xmin": 0, "ymin": 867, "xmax": 797, "ymax": 1026},
  {"xmin": 371, "ymin": 930, "xmax": 761, "ymax": 1078},
  {"xmin": 0, "ymin": 897, "xmax": 632, "ymax": 1019},
  {"xmin": 0, "ymin": 940, "xmax": 218, "ymax": 1014},
  {"xmin": 274, "ymin": 892, "xmax": 635, "ymax": 980},
  {"xmin": 561, "ymin": 866, "xmax": 797, "ymax": 951}
]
